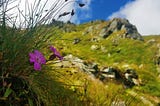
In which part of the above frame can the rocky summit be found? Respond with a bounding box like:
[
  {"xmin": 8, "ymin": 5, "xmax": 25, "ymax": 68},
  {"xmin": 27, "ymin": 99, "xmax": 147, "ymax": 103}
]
[{"xmin": 99, "ymin": 18, "xmax": 143, "ymax": 40}]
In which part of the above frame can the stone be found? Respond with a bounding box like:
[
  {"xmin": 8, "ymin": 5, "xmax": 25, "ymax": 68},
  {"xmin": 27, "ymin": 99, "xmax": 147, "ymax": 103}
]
[
  {"xmin": 73, "ymin": 38, "xmax": 81, "ymax": 44},
  {"xmin": 90, "ymin": 37, "xmax": 100, "ymax": 42},
  {"xmin": 99, "ymin": 18, "xmax": 143, "ymax": 40},
  {"xmin": 155, "ymin": 56, "xmax": 160, "ymax": 66},
  {"xmin": 87, "ymin": 26, "xmax": 94, "ymax": 32},
  {"xmin": 51, "ymin": 54, "xmax": 140, "ymax": 87},
  {"xmin": 139, "ymin": 64, "xmax": 144, "ymax": 69},
  {"xmin": 83, "ymin": 26, "xmax": 94, "ymax": 35},
  {"xmin": 52, "ymin": 54, "xmax": 100, "ymax": 77},
  {"xmin": 100, "ymin": 67, "xmax": 122, "ymax": 80},
  {"xmin": 123, "ymin": 69, "xmax": 139, "ymax": 87},
  {"xmin": 99, "ymin": 27, "xmax": 112, "ymax": 38},
  {"xmin": 91, "ymin": 45, "xmax": 99, "ymax": 50},
  {"xmin": 101, "ymin": 73, "xmax": 115, "ymax": 79},
  {"xmin": 101, "ymin": 46, "xmax": 107, "ymax": 53},
  {"xmin": 132, "ymin": 78, "xmax": 141, "ymax": 86}
]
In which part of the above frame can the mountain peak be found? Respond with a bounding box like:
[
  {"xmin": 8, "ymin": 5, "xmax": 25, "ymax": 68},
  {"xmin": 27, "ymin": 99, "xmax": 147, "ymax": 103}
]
[{"xmin": 99, "ymin": 18, "xmax": 143, "ymax": 40}]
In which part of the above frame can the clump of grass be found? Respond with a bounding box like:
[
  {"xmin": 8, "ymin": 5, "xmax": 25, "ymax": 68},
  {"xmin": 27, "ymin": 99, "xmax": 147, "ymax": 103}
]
[{"xmin": 0, "ymin": 0, "xmax": 85, "ymax": 105}]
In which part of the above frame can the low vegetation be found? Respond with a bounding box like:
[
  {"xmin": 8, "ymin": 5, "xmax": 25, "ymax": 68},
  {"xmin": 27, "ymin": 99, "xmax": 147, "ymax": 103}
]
[{"xmin": 1, "ymin": 0, "xmax": 160, "ymax": 105}]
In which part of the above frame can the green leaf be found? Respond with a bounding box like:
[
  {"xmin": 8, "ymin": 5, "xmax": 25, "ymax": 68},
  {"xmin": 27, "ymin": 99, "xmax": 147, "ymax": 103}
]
[
  {"xmin": 28, "ymin": 98, "xmax": 34, "ymax": 106},
  {"xmin": 3, "ymin": 88, "xmax": 12, "ymax": 98}
]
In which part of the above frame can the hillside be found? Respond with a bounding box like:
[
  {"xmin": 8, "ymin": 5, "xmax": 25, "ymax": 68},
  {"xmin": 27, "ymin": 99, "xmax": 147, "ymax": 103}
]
[
  {"xmin": 29, "ymin": 18, "xmax": 160, "ymax": 105},
  {"xmin": 1, "ymin": 18, "xmax": 160, "ymax": 105}
]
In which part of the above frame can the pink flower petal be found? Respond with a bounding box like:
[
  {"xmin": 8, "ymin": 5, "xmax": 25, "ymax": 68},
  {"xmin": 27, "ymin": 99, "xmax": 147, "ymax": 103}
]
[
  {"xmin": 29, "ymin": 53, "xmax": 36, "ymax": 63},
  {"xmin": 50, "ymin": 46, "xmax": 63, "ymax": 60},
  {"xmin": 29, "ymin": 50, "xmax": 46, "ymax": 71},
  {"xmin": 34, "ymin": 50, "xmax": 46, "ymax": 64},
  {"xmin": 34, "ymin": 62, "xmax": 41, "ymax": 70}
]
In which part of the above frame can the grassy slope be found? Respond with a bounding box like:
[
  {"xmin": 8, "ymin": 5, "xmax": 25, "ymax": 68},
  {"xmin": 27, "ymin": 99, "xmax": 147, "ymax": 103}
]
[{"xmin": 32, "ymin": 21, "xmax": 160, "ymax": 105}]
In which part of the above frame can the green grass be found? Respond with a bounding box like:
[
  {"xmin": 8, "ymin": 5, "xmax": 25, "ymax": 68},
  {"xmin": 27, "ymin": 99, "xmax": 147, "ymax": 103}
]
[
  {"xmin": 1, "ymin": 8, "xmax": 160, "ymax": 105},
  {"xmin": 41, "ymin": 23, "xmax": 160, "ymax": 105}
]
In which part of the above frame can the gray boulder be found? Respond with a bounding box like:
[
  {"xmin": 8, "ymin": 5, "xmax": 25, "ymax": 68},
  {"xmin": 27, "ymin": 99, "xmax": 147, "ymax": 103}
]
[
  {"xmin": 52, "ymin": 54, "xmax": 98, "ymax": 76},
  {"xmin": 99, "ymin": 18, "xmax": 143, "ymax": 40}
]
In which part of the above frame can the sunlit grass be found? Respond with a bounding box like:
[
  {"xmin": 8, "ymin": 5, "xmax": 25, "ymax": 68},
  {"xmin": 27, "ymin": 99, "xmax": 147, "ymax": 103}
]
[{"xmin": 1, "ymin": 0, "xmax": 160, "ymax": 105}]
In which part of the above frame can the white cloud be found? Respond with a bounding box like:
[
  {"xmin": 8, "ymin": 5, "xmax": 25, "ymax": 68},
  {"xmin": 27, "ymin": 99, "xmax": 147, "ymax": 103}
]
[
  {"xmin": 4, "ymin": 0, "xmax": 92, "ymax": 26},
  {"xmin": 108, "ymin": 0, "xmax": 160, "ymax": 35}
]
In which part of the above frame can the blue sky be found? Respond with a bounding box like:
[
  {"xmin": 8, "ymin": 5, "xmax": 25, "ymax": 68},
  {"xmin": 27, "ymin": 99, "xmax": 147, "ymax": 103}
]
[
  {"xmin": 80, "ymin": 0, "xmax": 134, "ymax": 23},
  {"xmin": 75, "ymin": 0, "xmax": 160, "ymax": 35}
]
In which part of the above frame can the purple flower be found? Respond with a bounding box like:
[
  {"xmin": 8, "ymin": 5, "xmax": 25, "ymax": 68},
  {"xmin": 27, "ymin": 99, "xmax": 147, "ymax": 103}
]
[
  {"xmin": 29, "ymin": 50, "xmax": 46, "ymax": 70},
  {"xmin": 50, "ymin": 46, "xmax": 63, "ymax": 60}
]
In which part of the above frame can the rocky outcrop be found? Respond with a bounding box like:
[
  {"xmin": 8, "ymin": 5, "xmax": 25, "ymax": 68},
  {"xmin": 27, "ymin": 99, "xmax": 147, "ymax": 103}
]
[
  {"xmin": 51, "ymin": 54, "xmax": 99, "ymax": 76},
  {"xmin": 98, "ymin": 67, "xmax": 140, "ymax": 88},
  {"xmin": 51, "ymin": 54, "xmax": 141, "ymax": 88},
  {"xmin": 99, "ymin": 18, "xmax": 143, "ymax": 40}
]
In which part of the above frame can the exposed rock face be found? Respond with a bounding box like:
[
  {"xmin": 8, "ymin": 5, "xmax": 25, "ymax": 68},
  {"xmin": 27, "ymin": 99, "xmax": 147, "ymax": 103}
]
[
  {"xmin": 52, "ymin": 54, "xmax": 98, "ymax": 76},
  {"xmin": 99, "ymin": 18, "xmax": 143, "ymax": 40},
  {"xmin": 52, "ymin": 54, "xmax": 141, "ymax": 88},
  {"xmin": 82, "ymin": 26, "xmax": 94, "ymax": 35}
]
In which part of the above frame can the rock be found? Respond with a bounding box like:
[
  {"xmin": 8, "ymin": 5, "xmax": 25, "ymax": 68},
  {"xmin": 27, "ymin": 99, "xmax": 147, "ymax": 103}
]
[
  {"xmin": 101, "ymin": 73, "xmax": 115, "ymax": 79},
  {"xmin": 98, "ymin": 66, "xmax": 141, "ymax": 87},
  {"xmin": 139, "ymin": 64, "xmax": 144, "ymax": 69},
  {"xmin": 52, "ymin": 54, "xmax": 99, "ymax": 77},
  {"xmin": 132, "ymin": 78, "xmax": 141, "ymax": 86},
  {"xmin": 87, "ymin": 26, "xmax": 94, "ymax": 33},
  {"xmin": 83, "ymin": 26, "xmax": 94, "ymax": 35},
  {"xmin": 101, "ymin": 67, "xmax": 113, "ymax": 73},
  {"xmin": 101, "ymin": 46, "xmax": 107, "ymax": 53},
  {"xmin": 91, "ymin": 63, "xmax": 99, "ymax": 71},
  {"xmin": 123, "ymin": 69, "xmax": 139, "ymax": 87},
  {"xmin": 124, "ymin": 69, "xmax": 138, "ymax": 79},
  {"xmin": 86, "ymin": 62, "xmax": 99, "ymax": 74},
  {"xmin": 99, "ymin": 18, "xmax": 143, "ymax": 41},
  {"xmin": 51, "ymin": 54, "xmax": 141, "ymax": 87},
  {"xmin": 91, "ymin": 45, "xmax": 99, "ymax": 50},
  {"xmin": 100, "ymin": 67, "xmax": 122, "ymax": 80},
  {"xmin": 146, "ymin": 39, "xmax": 156, "ymax": 44},
  {"xmin": 90, "ymin": 37, "xmax": 100, "ymax": 42},
  {"xmin": 155, "ymin": 56, "xmax": 160, "ymax": 66},
  {"xmin": 99, "ymin": 28, "xmax": 112, "ymax": 38},
  {"xmin": 73, "ymin": 38, "xmax": 81, "ymax": 44}
]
